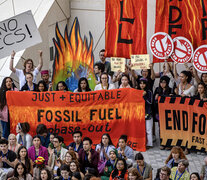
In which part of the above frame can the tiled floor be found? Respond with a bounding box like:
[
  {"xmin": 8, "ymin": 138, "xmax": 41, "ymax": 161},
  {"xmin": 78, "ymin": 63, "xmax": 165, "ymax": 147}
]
[{"xmin": 140, "ymin": 124, "xmax": 206, "ymax": 178}]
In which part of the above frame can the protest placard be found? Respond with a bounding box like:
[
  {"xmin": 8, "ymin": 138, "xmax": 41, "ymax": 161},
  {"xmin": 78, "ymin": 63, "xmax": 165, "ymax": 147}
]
[
  {"xmin": 111, "ymin": 57, "xmax": 126, "ymax": 72},
  {"xmin": 131, "ymin": 54, "xmax": 150, "ymax": 69},
  {"xmin": 0, "ymin": 10, "xmax": 42, "ymax": 59}
]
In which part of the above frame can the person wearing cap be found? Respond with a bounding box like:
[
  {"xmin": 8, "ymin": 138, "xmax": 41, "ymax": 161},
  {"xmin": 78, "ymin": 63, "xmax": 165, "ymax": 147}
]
[
  {"xmin": 33, "ymin": 156, "xmax": 52, "ymax": 180},
  {"xmin": 101, "ymin": 148, "xmax": 118, "ymax": 180},
  {"xmin": 138, "ymin": 78, "xmax": 153, "ymax": 148},
  {"xmin": 0, "ymin": 139, "xmax": 17, "ymax": 178},
  {"xmin": 117, "ymin": 135, "xmax": 134, "ymax": 167},
  {"xmin": 48, "ymin": 136, "xmax": 68, "ymax": 175},
  {"xmin": 40, "ymin": 70, "xmax": 52, "ymax": 90},
  {"xmin": 170, "ymin": 159, "xmax": 190, "ymax": 180}
]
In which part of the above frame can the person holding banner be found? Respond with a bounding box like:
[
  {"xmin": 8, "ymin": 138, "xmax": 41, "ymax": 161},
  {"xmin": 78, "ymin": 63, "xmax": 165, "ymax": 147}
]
[
  {"xmin": 0, "ymin": 77, "xmax": 18, "ymax": 139},
  {"xmin": 194, "ymin": 82, "xmax": 207, "ymax": 101},
  {"xmin": 56, "ymin": 81, "xmax": 68, "ymax": 91},
  {"xmin": 119, "ymin": 74, "xmax": 131, "ymax": 89},
  {"xmin": 153, "ymin": 76, "xmax": 173, "ymax": 122},
  {"xmin": 74, "ymin": 77, "xmax": 91, "ymax": 92},
  {"xmin": 94, "ymin": 73, "xmax": 115, "ymax": 90},
  {"xmin": 137, "ymin": 78, "xmax": 153, "ymax": 147},
  {"xmin": 9, "ymin": 50, "xmax": 43, "ymax": 89}
]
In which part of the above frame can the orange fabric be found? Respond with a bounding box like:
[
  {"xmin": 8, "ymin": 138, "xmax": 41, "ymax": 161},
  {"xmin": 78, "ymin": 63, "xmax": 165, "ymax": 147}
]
[
  {"xmin": 158, "ymin": 97, "xmax": 207, "ymax": 151},
  {"xmin": 154, "ymin": 0, "xmax": 207, "ymax": 63},
  {"xmin": 105, "ymin": 0, "xmax": 147, "ymax": 58},
  {"xmin": 109, "ymin": 170, "xmax": 128, "ymax": 180},
  {"xmin": 7, "ymin": 88, "xmax": 146, "ymax": 151}
]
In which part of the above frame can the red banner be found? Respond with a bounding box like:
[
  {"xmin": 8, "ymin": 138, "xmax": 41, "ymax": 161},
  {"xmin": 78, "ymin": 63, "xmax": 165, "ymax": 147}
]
[
  {"xmin": 105, "ymin": 0, "xmax": 147, "ymax": 58},
  {"xmin": 154, "ymin": 0, "xmax": 207, "ymax": 63},
  {"xmin": 159, "ymin": 96, "xmax": 207, "ymax": 151},
  {"xmin": 7, "ymin": 89, "xmax": 146, "ymax": 151}
]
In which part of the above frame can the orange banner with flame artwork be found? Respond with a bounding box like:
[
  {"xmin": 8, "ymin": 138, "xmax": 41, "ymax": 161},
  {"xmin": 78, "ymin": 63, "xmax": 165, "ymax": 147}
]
[
  {"xmin": 154, "ymin": 0, "xmax": 207, "ymax": 63},
  {"xmin": 7, "ymin": 89, "xmax": 146, "ymax": 151},
  {"xmin": 105, "ymin": 0, "xmax": 147, "ymax": 58},
  {"xmin": 159, "ymin": 96, "xmax": 207, "ymax": 151}
]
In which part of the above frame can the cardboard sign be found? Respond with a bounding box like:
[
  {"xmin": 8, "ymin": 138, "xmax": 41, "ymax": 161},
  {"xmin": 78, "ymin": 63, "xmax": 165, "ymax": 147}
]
[
  {"xmin": 111, "ymin": 57, "xmax": 126, "ymax": 72},
  {"xmin": 131, "ymin": 54, "xmax": 150, "ymax": 70},
  {"xmin": 149, "ymin": 32, "xmax": 174, "ymax": 59},
  {"xmin": 7, "ymin": 89, "xmax": 146, "ymax": 151},
  {"xmin": 0, "ymin": 10, "xmax": 42, "ymax": 59},
  {"xmin": 171, "ymin": 36, "xmax": 193, "ymax": 64},
  {"xmin": 193, "ymin": 45, "xmax": 207, "ymax": 73}
]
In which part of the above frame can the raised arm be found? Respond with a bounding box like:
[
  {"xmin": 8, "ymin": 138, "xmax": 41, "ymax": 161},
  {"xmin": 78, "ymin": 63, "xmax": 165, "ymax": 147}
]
[
  {"xmin": 36, "ymin": 50, "xmax": 43, "ymax": 71},
  {"xmin": 149, "ymin": 63, "xmax": 155, "ymax": 80},
  {"xmin": 192, "ymin": 66, "xmax": 200, "ymax": 84},
  {"xmin": 173, "ymin": 62, "xmax": 179, "ymax": 81},
  {"xmin": 9, "ymin": 51, "xmax": 16, "ymax": 73}
]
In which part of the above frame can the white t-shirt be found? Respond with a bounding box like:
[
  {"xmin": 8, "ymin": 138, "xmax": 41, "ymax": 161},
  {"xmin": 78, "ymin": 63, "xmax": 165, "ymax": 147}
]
[
  {"xmin": 15, "ymin": 68, "xmax": 39, "ymax": 89},
  {"xmin": 94, "ymin": 83, "xmax": 115, "ymax": 90}
]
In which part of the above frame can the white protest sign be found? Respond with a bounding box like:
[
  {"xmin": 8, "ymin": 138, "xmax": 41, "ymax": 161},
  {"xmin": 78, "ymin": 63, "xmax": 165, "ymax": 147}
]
[
  {"xmin": 111, "ymin": 57, "xmax": 126, "ymax": 72},
  {"xmin": 0, "ymin": 10, "xmax": 42, "ymax": 59},
  {"xmin": 131, "ymin": 54, "xmax": 150, "ymax": 69}
]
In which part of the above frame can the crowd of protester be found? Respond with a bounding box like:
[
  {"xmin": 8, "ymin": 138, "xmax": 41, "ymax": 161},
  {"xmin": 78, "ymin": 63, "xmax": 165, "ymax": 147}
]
[{"xmin": 0, "ymin": 49, "xmax": 205, "ymax": 179}]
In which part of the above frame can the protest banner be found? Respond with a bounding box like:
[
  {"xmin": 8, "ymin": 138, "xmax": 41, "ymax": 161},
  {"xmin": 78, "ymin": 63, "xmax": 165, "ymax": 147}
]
[
  {"xmin": 105, "ymin": 0, "xmax": 147, "ymax": 58},
  {"xmin": 154, "ymin": 0, "xmax": 207, "ymax": 63},
  {"xmin": 7, "ymin": 89, "xmax": 146, "ymax": 151},
  {"xmin": 111, "ymin": 57, "xmax": 126, "ymax": 72},
  {"xmin": 0, "ymin": 10, "xmax": 42, "ymax": 59},
  {"xmin": 131, "ymin": 54, "xmax": 150, "ymax": 70},
  {"xmin": 149, "ymin": 32, "xmax": 174, "ymax": 60},
  {"xmin": 158, "ymin": 96, "xmax": 207, "ymax": 151},
  {"xmin": 193, "ymin": 45, "xmax": 207, "ymax": 73}
]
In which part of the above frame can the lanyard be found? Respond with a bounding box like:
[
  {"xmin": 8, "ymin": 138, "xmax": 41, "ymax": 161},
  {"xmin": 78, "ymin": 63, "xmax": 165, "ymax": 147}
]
[
  {"xmin": 174, "ymin": 170, "xmax": 185, "ymax": 180},
  {"xmin": 1, "ymin": 151, "xmax": 8, "ymax": 167},
  {"xmin": 103, "ymin": 146, "xmax": 109, "ymax": 161},
  {"xmin": 137, "ymin": 164, "xmax": 146, "ymax": 176},
  {"xmin": 19, "ymin": 135, "xmax": 24, "ymax": 146}
]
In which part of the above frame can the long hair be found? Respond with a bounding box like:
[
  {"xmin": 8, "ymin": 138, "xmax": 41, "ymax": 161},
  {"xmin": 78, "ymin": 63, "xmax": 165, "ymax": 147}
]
[
  {"xmin": 201, "ymin": 73, "xmax": 207, "ymax": 84},
  {"xmin": 196, "ymin": 82, "xmax": 207, "ymax": 98},
  {"xmin": 157, "ymin": 76, "xmax": 171, "ymax": 95},
  {"xmin": 180, "ymin": 70, "xmax": 192, "ymax": 83},
  {"xmin": 0, "ymin": 77, "xmax": 16, "ymax": 110},
  {"xmin": 111, "ymin": 158, "xmax": 128, "ymax": 179},
  {"xmin": 62, "ymin": 150, "xmax": 78, "ymax": 165},
  {"xmin": 100, "ymin": 133, "xmax": 114, "ymax": 147},
  {"xmin": 137, "ymin": 78, "xmax": 148, "ymax": 91},
  {"xmin": 165, "ymin": 146, "xmax": 187, "ymax": 164},
  {"xmin": 39, "ymin": 168, "xmax": 52, "ymax": 180},
  {"xmin": 78, "ymin": 77, "xmax": 91, "ymax": 92},
  {"xmin": 14, "ymin": 162, "xmax": 27, "ymax": 179},
  {"xmin": 56, "ymin": 81, "xmax": 68, "ymax": 91},
  {"xmin": 38, "ymin": 80, "xmax": 47, "ymax": 92},
  {"xmin": 17, "ymin": 146, "xmax": 31, "ymax": 173}
]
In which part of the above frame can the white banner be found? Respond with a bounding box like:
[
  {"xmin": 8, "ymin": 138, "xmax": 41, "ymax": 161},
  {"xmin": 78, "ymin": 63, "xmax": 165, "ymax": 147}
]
[{"xmin": 0, "ymin": 10, "xmax": 42, "ymax": 59}]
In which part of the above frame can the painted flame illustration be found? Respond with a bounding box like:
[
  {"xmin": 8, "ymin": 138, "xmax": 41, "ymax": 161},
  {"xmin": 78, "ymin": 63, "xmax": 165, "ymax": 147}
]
[{"xmin": 52, "ymin": 17, "xmax": 96, "ymax": 91}]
